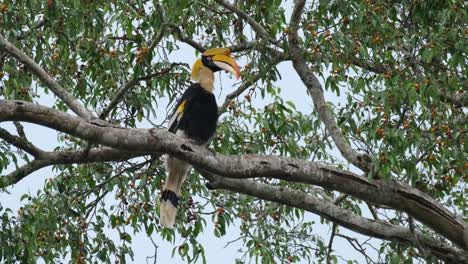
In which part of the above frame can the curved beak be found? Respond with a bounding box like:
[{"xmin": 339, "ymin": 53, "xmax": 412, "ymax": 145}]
[{"xmin": 212, "ymin": 54, "xmax": 241, "ymax": 79}]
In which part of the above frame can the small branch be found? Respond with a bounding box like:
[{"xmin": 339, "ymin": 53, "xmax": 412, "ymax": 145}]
[
  {"xmin": 0, "ymin": 127, "xmax": 43, "ymax": 157},
  {"xmin": 16, "ymin": 18, "xmax": 47, "ymax": 40},
  {"xmin": 85, "ymin": 189, "xmax": 111, "ymax": 216},
  {"xmin": 0, "ymin": 34, "xmax": 94, "ymax": 119},
  {"xmin": 326, "ymin": 224, "xmax": 337, "ymax": 264},
  {"xmin": 1, "ymin": 146, "xmax": 146, "ymax": 187},
  {"xmin": 336, "ymin": 234, "xmax": 373, "ymax": 263},
  {"xmin": 218, "ymin": 53, "xmax": 286, "ymax": 115},
  {"xmin": 224, "ymin": 235, "xmax": 245, "ymax": 248},
  {"xmin": 227, "ymin": 40, "xmax": 258, "ymax": 53},
  {"xmin": 310, "ymin": 187, "xmax": 333, "ymax": 202},
  {"xmin": 147, "ymin": 26, "xmax": 166, "ymax": 52},
  {"xmin": 99, "ymin": 26, "xmax": 170, "ymax": 119},
  {"xmin": 289, "ymin": 0, "xmax": 306, "ymax": 30},
  {"xmin": 169, "ymin": 25, "xmax": 206, "ymax": 52},
  {"xmin": 170, "ymin": 24, "xmax": 261, "ymax": 54},
  {"xmin": 367, "ymin": 203, "xmax": 379, "ymax": 220},
  {"xmin": 408, "ymin": 216, "xmax": 427, "ymax": 257},
  {"xmin": 99, "ymin": 63, "xmax": 187, "ymax": 119},
  {"xmin": 214, "ymin": 0, "xmax": 280, "ymax": 46},
  {"xmin": 13, "ymin": 121, "xmax": 26, "ymax": 139},
  {"xmin": 333, "ymin": 194, "xmax": 348, "ymax": 204},
  {"xmin": 145, "ymin": 234, "xmax": 159, "ymax": 264}
]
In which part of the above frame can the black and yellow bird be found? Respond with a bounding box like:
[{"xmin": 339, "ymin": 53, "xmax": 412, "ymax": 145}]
[{"xmin": 160, "ymin": 48, "xmax": 240, "ymax": 227}]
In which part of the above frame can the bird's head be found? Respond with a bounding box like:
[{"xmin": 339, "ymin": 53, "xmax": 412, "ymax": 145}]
[{"xmin": 191, "ymin": 48, "xmax": 240, "ymax": 91}]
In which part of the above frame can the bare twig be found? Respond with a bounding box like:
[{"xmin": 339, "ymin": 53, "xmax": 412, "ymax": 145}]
[
  {"xmin": 145, "ymin": 235, "xmax": 159, "ymax": 264},
  {"xmin": 326, "ymin": 224, "xmax": 337, "ymax": 264},
  {"xmin": 336, "ymin": 233, "xmax": 374, "ymax": 264}
]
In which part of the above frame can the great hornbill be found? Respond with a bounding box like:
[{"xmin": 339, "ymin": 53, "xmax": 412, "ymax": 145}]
[{"xmin": 160, "ymin": 47, "xmax": 240, "ymax": 227}]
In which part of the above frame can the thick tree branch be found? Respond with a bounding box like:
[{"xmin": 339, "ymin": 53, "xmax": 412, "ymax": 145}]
[
  {"xmin": 2, "ymin": 160, "xmax": 51, "ymax": 187},
  {"xmin": 1, "ymin": 146, "xmax": 145, "ymax": 187},
  {"xmin": 1, "ymin": 100, "xmax": 466, "ymax": 250},
  {"xmin": 287, "ymin": 2, "xmax": 372, "ymax": 173},
  {"xmin": 203, "ymin": 172, "xmax": 468, "ymax": 263},
  {"xmin": 0, "ymin": 34, "xmax": 94, "ymax": 119}
]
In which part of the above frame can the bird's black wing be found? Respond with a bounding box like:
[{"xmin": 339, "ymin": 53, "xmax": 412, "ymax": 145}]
[{"xmin": 167, "ymin": 84, "xmax": 198, "ymax": 133}]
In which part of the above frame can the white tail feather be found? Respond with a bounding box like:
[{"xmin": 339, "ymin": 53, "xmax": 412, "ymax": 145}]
[
  {"xmin": 160, "ymin": 200, "xmax": 177, "ymax": 227},
  {"xmin": 160, "ymin": 153, "xmax": 191, "ymax": 227}
]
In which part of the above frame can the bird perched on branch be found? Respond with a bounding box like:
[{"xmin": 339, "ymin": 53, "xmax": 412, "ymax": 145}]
[{"xmin": 160, "ymin": 47, "xmax": 240, "ymax": 227}]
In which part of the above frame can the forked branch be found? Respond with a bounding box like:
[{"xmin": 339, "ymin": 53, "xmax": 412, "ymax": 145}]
[{"xmin": 0, "ymin": 100, "xmax": 466, "ymax": 251}]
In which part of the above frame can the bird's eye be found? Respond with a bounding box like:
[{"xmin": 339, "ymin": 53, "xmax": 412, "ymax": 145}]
[{"xmin": 206, "ymin": 56, "xmax": 212, "ymax": 61}]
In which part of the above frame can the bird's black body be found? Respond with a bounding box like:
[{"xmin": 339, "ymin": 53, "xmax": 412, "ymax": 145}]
[
  {"xmin": 161, "ymin": 83, "xmax": 219, "ymax": 225},
  {"xmin": 168, "ymin": 83, "xmax": 218, "ymax": 144},
  {"xmin": 160, "ymin": 47, "xmax": 239, "ymax": 227}
]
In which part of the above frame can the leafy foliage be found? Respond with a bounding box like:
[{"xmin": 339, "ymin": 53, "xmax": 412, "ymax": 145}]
[{"xmin": 0, "ymin": 0, "xmax": 466, "ymax": 263}]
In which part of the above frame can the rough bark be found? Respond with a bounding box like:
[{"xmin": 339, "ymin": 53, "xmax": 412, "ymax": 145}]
[
  {"xmin": 1, "ymin": 100, "xmax": 466, "ymax": 252},
  {"xmin": 203, "ymin": 172, "xmax": 468, "ymax": 263},
  {"xmin": 287, "ymin": 0, "xmax": 372, "ymax": 173}
]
